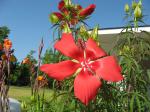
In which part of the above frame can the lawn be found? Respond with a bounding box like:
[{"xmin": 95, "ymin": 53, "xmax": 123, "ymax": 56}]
[
  {"xmin": 9, "ymin": 86, "xmax": 68, "ymax": 111},
  {"xmin": 9, "ymin": 86, "xmax": 54, "ymax": 102}
]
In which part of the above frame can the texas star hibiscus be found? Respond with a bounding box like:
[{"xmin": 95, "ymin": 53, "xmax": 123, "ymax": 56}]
[{"xmin": 40, "ymin": 33, "xmax": 123, "ymax": 105}]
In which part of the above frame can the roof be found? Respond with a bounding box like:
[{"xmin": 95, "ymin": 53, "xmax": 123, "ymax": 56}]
[
  {"xmin": 88, "ymin": 25, "xmax": 150, "ymax": 52},
  {"xmin": 89, "ymin": 25, "xmax": 150, "ymax": 35}
]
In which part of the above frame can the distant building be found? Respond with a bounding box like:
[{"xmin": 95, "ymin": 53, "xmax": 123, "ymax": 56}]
[{"xmin": 89, "ymin": 25, "xmax": 150, "ymax": 52}]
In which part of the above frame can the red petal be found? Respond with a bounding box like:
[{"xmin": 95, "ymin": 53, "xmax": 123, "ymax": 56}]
[
  {"xmin": 58, "ymin": 0, "xmax": 65, "ymax": 12},
  {"xmin": 92, "ymin": 56, "xmax": 123, "ymax": 82},
  {"xmin": 79, "ymin": 4, "xmax": 96, "ymax": 17},
  {"xmin": 40, "ymin": 60, "xmax": 80, "ymax": 81},
  {"xmin": 74, "ymin": 70, "xmax": 101, "ymax": 105},
  {"xmin": 54, "ymin": 33, "xmax": 83, "ymax": 61},
  {"xmin": 86, "ymin": 38, "xmax": 106, "ymax": 60},
  {"xmin": 53, "ymin": 12, "xmax": 63, "ymax": 20}
]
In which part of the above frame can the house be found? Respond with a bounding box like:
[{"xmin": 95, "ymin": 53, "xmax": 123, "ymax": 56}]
[{"xmin": 90, "ymin": 25, "xmax": 150, "ymax": 52}]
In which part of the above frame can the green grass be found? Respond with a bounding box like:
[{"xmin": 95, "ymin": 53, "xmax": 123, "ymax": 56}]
[{"xmin": 9, "ymin": 86, "xmax": 54, "ymax": 102}]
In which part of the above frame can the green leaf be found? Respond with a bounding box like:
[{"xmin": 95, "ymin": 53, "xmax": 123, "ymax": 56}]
[
  {"xmin": 135, "ymin": 95, "xmax": 141, "ymax": 112},
  {"xmin": 147, "ymin": 69, "xmax": 150, "ymax": 81},
  {"xmin": 130, "ymin": 94, "xmax": 135, "ymax": 112},
  {"xmin": 57, "ymin": 102, "xmax": 65, "ymax": 112}
]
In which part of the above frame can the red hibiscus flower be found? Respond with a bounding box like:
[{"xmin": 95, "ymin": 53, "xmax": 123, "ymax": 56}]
[
  {"xmin": 40, "ymin": 33, "xmax": 123, "ymax": 105},
  {"xmin": 79, "ymin": 4, "xmax": 96, "ymax": 17}
]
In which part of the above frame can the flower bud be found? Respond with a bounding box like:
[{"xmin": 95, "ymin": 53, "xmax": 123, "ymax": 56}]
[
  {"xmin": 1, "ymin": 54, "xmax": 7, "ymax": 60},
  {"xmin": 71, "ymin": 19, "xmax": 78, "ymax": 25},
  {"xmin": 22, "ymin": 57, "xmax": 31, "ymax": 65},
  {"xmin": 79, "ymin": 4, "xmax": 96, "ymax": 17},
  {"xmin": 138, "ymin": 0, "xmax": 142, "ymax": 8},
  {"xmin": 80, "ymin": 25, "xmax": 87, "ymax": 33},
  {"xmin": 37, "ymin": 76, "xmax": 44, "ymax": 81},
  {"xmin": 49, "ymin": 12, "xmax": 63, "ymax": 24},
  {"xmin": 10, "ymin": 55, "xmax": 16, "ymax": 62},
  {"xmin": 4, "ymin": 38, "xmax": 12, "ymax": 50},
  {"xmin": 30, "ymin": 95, "xmax": 35, "ymax": 102},
  {"xmin": 134, "ymin": 6, "xmax": 142, "ymax": 18},
  {"xmin": 132, "ymin": 1, "xmax": 137, "ymax": 10},
  {"xmin": 90, "ymin": 26, "xmax": 98, "ymax": 41},
  {"xmin": 79, "ymin": 25, "xmax": 89, "ymax": 39},
  {"xmin": 124, "ymin": 4, "xmax": 130, "ymax": 13},
  {"xmin": 64, "ymin": 0, "xmax": 72, "ymax": 6},
  {"xmin": 58, "ymin": 0, "xmax": 65, "ymax": 12}
]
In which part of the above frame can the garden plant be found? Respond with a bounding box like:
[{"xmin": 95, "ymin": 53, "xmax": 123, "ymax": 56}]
[{"xmin": 0, "ymin": 0, "xmax": 150, "ymax": 112}]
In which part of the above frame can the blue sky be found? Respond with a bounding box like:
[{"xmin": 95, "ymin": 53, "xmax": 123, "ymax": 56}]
[{"xmin": 0, "ymin": 0, "xmax": 150, "ymax": 62}]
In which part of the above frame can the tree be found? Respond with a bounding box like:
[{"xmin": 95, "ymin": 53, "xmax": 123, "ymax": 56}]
[
  {"xmin": 42, "ymin": 48, "xmax": 61, "ymax": 64},
  {"xmin": 26, "ymin": 50, "xmax": 37, "ymax": 64},
  {"xmin": 0, "ymin": 26, "xmax": 10, "ymax": 42}
]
